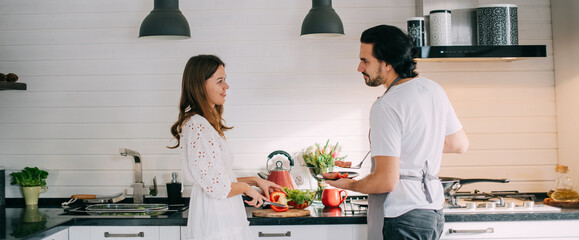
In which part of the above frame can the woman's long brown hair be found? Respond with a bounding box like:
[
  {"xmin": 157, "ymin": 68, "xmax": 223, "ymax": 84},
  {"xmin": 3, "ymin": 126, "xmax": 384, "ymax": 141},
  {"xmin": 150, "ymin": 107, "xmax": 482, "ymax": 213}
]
[{"xmin": 168, "ymin": 55, "xmax": 232, "ymax": 149}]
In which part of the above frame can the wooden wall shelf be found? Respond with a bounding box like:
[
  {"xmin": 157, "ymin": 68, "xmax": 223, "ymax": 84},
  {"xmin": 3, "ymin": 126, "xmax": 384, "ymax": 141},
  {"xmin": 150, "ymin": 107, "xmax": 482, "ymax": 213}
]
[{"xmin": 0, "ymin": 82, "xmax": 27, "ymax": 90}]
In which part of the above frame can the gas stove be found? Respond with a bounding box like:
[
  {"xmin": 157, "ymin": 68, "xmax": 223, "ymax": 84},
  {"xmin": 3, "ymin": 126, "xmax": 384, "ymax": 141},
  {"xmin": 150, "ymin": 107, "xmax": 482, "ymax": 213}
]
[{"xmin": 443, "ymin": 191, "xmax": 560, "ymax": 213}]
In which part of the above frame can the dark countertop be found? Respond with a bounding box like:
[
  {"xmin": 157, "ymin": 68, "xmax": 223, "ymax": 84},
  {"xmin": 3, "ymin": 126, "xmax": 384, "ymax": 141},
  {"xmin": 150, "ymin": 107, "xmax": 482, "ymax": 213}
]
[{"xmin": 2, "ymin": 202, "xmax": 579, "ymax": 240}]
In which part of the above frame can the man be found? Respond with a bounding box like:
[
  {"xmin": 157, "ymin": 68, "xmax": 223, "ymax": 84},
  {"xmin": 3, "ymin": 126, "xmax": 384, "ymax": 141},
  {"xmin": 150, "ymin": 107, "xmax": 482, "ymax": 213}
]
[{"xmin": 326, "ymin": 25, "xmax": 469, "ymax": 240}]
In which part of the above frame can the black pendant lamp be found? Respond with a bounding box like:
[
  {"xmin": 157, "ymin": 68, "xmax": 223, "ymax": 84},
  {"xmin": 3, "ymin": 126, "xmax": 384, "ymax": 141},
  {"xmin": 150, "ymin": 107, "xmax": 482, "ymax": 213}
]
[
  {"xmin": 139, "ymin": 0, "xmax": 190, "ymax": 39},
  {"xmin": 300, "ymin": 0, "xmax": 344, "ymax": 37}
]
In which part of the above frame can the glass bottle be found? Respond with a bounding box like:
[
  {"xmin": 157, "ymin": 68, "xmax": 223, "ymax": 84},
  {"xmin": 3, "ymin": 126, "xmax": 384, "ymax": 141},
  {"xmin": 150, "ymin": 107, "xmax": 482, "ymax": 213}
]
[{"xmin": 550, "ymin": 165, "xmax": 579, "ymax": 201}]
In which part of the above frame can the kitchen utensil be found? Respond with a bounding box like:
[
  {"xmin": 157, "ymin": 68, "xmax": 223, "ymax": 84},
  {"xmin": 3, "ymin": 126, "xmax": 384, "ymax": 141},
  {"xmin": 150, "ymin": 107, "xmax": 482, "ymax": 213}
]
[
  {"xmin": 266, "ymin": 150, "xmax": 296, "ymax": 189},
  {"xmin": 351, "ymin": 199, "xmax": 368, "ymax": 206},
  {"xmin": 241, "ymin": 195, "xmax": 287, "ymax": 208},
  {"xmin": 257, "ymin": 172, "xmax": 269, "ymax": 180},
  {"xmin": 80, "ymin": 192, "xmax": 126, "ymax": 204},
  {"xmin": 322, "ymin": 188, "xmax": 347, "ymax": 208},
  {"xmin": 343, "ymin": 150, "xmax": 370, "ymax": 169},
  {"xmin": 252, "ymin": 208, "xmax": 310, "ymax": 218},
  {"xmin": 440, "ymin": 177, "xmax": 510, "ymax": 197},
  {"xmin": 317, "ymin": 171, "xmax": 359, "ymax": 180},
  {"xmin": 262, "ymin": 200, "xmax": 287, "ymax": 208},
  {"xmin": 62, "ymin": 192, "xmax": 126, "ymax": 210}
]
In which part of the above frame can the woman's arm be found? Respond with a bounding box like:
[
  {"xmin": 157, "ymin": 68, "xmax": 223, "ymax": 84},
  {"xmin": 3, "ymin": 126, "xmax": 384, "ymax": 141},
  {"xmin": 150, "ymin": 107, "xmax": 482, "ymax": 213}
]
[{"xmin": 237, "ymin": 176, "xmax": 284, "ymax": 199}]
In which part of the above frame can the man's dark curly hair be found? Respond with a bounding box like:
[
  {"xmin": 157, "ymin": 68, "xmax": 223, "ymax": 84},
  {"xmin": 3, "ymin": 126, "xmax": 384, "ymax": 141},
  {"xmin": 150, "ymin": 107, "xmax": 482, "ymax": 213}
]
[{"xmin": 360, "ymin": 25, "xmax": 418, "ymax": 78}]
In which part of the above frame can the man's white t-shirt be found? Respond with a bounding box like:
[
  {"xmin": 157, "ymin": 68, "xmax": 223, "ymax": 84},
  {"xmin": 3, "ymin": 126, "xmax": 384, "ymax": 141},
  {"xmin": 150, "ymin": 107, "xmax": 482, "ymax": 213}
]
[{"xmin": 369, "ymin": 76, "xmax": 463, "ymax": 218}]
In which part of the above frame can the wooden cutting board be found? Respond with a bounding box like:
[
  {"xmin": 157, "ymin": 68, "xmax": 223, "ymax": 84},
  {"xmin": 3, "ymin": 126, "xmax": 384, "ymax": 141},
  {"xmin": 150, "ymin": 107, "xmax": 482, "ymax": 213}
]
[{"xmin": 252, "ymin": 209, "xmax": 310, "ymax": 218}]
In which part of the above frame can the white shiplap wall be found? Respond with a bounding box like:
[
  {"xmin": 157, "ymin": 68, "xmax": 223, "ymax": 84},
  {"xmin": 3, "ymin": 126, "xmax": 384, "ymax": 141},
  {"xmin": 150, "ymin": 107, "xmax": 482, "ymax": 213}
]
[{"xmin": 0, "ymin": 0, "xmax": 555, "ymax": 198}]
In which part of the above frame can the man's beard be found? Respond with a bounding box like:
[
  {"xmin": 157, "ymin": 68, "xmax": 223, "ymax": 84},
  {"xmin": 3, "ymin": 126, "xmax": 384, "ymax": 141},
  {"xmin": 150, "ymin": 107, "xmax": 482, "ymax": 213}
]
[{"xmin": 364, "ymin": 69, "xmax": 385, "ymax": 87}]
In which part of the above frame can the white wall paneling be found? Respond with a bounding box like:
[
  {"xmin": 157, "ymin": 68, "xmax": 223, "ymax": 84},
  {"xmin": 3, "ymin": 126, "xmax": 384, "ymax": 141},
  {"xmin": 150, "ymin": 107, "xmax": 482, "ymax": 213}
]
[{"xmin": 0, "ymin": 0, "xmax": 557, "ymax": 197}]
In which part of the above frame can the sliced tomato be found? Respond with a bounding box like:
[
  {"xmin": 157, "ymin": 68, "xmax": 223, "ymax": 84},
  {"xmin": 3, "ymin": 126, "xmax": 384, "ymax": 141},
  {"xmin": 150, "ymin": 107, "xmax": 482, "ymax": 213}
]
[
  {"xmin": 330, "ymin": 172, "xmax": 339, "ymax": 179},
  {"xmin": 269, "ymin": 191, "xmax": 289, "ymax": 212},
  {"xmin": 338, "ymin": 172, "xmax": 349, "ymax": 178},
  {"xmin": 322, "ymin": 172, "xmax": 332, "ymax": 179}
]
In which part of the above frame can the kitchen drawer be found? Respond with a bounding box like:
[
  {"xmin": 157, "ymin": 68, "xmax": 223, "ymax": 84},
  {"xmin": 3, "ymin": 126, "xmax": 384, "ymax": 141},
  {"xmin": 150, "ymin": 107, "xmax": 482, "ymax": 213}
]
[
  {"xmin": 441, "ymin": 220, "xmax": 579, "ymax": 239},
  {"xmin": 69, "ymin": 226, "xmax": 180, "ymax": 240},
  {"xmin": 41, "ymin": 228, "xmax": 69, "ymax": 240},
  {"xmin": 250, "ymin": 225, "xmax": 359, "ymax": 240}
]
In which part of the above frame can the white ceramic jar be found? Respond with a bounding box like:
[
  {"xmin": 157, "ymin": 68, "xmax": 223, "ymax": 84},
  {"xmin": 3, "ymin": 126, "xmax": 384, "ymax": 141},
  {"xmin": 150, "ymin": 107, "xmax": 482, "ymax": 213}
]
[{"xmin": 429, "ymin": 10, "xmax": 452, "ymax": 46}]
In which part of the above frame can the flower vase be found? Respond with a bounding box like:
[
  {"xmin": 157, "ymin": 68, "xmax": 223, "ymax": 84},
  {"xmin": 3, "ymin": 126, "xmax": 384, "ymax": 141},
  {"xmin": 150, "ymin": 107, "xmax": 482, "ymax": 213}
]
[
  {"xmin": 316, "ymin": 180, "xmax": 327, "ymax": 202},
  {"xmin": 309, "ymin": 166, "xmax": 333, "ymax": 202}
]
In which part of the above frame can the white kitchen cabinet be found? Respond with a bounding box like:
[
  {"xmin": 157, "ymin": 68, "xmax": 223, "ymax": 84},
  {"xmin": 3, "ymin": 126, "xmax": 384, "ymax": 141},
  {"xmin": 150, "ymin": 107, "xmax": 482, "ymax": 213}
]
[
  {"xmin": 68, "ymin": 226, "xmax": 180, "ymax": 240},
  {"xmin": 441, "ymin": 220, "xmax": 579, "ymax": 239},
  {"xmin": 249, "ymin": 224, "xmax": 365, "ymax": 240},
  {"xmin": 41, "ymin": 227, "xmax": 69, "ymax": 240}
]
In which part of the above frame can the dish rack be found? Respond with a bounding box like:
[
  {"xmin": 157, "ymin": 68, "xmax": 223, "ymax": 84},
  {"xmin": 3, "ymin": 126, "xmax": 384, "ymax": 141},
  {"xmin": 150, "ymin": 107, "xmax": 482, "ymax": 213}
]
[{"xmin": 343, "ymin": 195, "xmax": 368, "ymax": 216}]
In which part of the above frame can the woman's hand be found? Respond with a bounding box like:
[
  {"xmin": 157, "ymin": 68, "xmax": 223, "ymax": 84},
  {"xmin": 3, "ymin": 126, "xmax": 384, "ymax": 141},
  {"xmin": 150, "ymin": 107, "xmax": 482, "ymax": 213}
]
[
  {"xmin": 243, "ymin": 187, "xmax": 268, "ymax": 208},
  {"xmin": 255, "ymin": 178, "xmax": 285, "ymax": 199}
]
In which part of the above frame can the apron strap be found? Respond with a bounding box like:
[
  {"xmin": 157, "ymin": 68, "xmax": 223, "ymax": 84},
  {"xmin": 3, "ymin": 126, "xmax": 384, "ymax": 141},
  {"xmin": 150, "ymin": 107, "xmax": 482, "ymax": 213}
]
[{"xmin": 399, "ymin": 161, "xmax": 439, "ymax": 204}]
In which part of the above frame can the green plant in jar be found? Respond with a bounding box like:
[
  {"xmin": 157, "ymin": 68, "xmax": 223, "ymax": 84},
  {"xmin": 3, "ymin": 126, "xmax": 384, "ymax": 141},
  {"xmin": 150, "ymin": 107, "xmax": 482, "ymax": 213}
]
[
  {"xmin": 10, "ymin": 167, "xmax": 49, "ymax": 187},
  {"xmin": 10, "ymin": 167, "xmax": 49, "ymax": 205}
]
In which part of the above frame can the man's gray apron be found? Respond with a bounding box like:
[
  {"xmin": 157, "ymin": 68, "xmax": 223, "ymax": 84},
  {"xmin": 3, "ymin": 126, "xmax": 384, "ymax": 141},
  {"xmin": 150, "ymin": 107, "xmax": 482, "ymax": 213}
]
[{"xmin": 367, "ymin": 77, "xmax": 439, "ymax": 240}]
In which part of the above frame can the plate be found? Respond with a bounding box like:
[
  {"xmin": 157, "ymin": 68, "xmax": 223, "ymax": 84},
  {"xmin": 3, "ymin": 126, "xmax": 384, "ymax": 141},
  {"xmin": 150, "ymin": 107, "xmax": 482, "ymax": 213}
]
[
  {"xmin": 316, "ymin": 171, "xmax": 359, "ymax": 180},
  {"xmin": 351, "ymin": 200, "xmax": 368, "ymax": 206}
]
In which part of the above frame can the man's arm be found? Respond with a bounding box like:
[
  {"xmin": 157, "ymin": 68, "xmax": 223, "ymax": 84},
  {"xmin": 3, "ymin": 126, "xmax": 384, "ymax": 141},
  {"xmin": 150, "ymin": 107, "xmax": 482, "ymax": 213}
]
[
  {"xmin": 326, "ymin": 155, "xmax": 399, "ymax": 194},
  {"xmin": 443, "ymin": 128, "xmax": 469, "ymax": 153}
]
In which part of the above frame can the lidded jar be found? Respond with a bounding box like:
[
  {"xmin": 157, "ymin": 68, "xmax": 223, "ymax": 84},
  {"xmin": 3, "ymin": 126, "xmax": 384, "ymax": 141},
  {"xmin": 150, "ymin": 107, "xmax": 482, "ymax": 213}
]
[{"xmin": 550, "ymin": 165, "xmax": 579, "ymax": 201}]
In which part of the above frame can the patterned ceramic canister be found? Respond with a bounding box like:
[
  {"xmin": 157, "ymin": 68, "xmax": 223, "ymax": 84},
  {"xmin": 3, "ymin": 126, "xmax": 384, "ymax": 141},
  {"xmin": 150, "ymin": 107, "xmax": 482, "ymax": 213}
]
[
  {"xmin": 477, "ymin": 4, "xmax": 518, "ymax": 45},
  {"xmin": 407, "ymin": 17, "xmax": 426, "ymax": 47},
  {"xmin": 429, "ymin": 10, "xmax": 452, "ymax": 46}
]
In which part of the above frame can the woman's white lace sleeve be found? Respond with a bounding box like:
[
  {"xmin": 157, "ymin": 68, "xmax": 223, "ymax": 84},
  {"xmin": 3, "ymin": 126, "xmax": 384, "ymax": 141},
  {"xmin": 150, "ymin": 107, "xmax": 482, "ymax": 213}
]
[{"xmin": 184, "ymin": 119, "xmax": 232, "ymax": 199}]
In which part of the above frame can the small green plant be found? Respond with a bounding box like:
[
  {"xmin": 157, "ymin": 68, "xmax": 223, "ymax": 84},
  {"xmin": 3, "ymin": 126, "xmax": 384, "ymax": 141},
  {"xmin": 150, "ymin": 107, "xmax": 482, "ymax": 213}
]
[{"xmin": 10, "ymin": 167, "xmax": 49, "ymax": 187}]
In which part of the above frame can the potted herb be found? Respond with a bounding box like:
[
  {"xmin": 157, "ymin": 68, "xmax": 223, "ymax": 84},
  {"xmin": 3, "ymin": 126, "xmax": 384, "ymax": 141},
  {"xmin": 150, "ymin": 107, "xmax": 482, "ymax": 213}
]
[{"xmin": 10, "ymin": 167, "xmax": 49, "ymax": 205}]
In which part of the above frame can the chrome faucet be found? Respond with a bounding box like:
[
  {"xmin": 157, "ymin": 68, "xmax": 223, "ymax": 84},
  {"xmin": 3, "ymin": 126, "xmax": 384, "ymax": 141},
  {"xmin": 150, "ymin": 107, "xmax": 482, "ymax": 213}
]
[{"xmin": 119, "ymin": 148, "xmax": 157, "ymax": 203}]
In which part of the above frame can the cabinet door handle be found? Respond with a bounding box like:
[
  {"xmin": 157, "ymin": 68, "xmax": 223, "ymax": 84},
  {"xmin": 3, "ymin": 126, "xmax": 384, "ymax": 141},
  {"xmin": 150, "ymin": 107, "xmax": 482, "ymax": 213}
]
[
  {"xmin": 448, "ymin": 228, "xmax": 494, "ymax": 234},
  {"xmin": 104, "ymin": 232, "xmax": 145, "ymax": 238},
  {"xmin": 258, "ymin": 231, "xmax": 291, "ymax": 237}
]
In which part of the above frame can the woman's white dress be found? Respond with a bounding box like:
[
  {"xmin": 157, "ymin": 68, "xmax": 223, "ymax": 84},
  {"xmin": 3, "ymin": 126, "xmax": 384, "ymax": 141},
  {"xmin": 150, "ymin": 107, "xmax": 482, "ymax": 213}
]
[{"xmin": 180, "ymin": 114, "xmax": 252, "ymax": 240}]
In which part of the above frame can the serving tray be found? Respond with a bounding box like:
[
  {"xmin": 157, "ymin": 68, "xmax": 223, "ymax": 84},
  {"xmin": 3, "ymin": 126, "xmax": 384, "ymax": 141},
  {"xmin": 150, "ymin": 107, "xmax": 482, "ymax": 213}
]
[{"xmin": 85, "ymin": 203, "xmax": 169, "ymax": 216}]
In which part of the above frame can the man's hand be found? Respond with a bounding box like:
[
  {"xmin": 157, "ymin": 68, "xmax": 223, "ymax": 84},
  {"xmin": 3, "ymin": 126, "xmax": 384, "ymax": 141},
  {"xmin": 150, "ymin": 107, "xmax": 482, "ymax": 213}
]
[{"xmin": 326, "ymin": 178, "xmax": 356, "ymax": 190}]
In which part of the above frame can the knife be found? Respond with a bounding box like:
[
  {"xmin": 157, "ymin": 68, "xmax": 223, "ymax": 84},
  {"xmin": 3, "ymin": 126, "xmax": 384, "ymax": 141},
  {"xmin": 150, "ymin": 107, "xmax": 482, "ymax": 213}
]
[
  {"xmin": 242, "ymin": 195, "xmax": 287, "ymax": 208},
  {"xmin": 262, "ymin": 200, "xmax": 287, "ymax": 208}
]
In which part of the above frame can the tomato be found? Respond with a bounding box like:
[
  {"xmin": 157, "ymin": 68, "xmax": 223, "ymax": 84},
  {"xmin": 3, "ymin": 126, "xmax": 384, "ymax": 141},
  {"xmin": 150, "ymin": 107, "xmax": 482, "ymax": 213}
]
[{"xmin": 269, "ymin": 191, "xmax": 289, "ymax": 212}]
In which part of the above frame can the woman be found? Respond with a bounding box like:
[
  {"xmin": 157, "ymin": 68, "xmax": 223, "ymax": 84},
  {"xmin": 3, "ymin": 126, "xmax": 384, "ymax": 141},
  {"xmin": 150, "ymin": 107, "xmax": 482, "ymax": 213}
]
[{"xmin": 169, "ymin": 55, "xmax": 283, "ymax": 240}]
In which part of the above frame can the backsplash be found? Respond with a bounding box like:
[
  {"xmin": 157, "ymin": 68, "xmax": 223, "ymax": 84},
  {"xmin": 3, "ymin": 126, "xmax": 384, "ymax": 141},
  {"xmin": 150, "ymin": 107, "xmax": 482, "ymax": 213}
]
[{"xmin": 0, "ymin": 0, "xmax": 555, "ymax": 198}]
